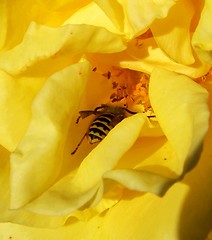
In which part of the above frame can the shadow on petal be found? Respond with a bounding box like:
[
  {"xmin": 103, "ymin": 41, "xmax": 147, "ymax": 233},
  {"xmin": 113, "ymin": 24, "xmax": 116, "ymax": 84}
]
[{"xmin": 177, "ymin": 82, "xmax": 212, "ymax": 240}]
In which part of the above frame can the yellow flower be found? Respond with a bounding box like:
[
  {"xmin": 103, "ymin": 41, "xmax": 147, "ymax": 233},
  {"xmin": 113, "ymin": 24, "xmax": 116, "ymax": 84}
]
[{"xmin": 0, "ymin": 0, "xmax": 212, "ymax": 239}]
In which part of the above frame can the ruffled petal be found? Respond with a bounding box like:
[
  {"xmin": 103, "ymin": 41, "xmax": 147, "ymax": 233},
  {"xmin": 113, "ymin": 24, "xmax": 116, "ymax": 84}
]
[
  {"xmin": 10, "ymin": 60, "xmax": 91, "ymax": 209},
  {"xmin": 104, "ymin": 168, "xmax": 173, "ymax": 195},
  {"xmin": 88, "ymin": 36, "xmax": 211, "ymax": 78},
  {"xmin": 192, "ymin": 0, "xmax": 212, "ymax": 64},
  {"xmin": 25, "ymin": 113, "xmax": 144, "ymax": 215},
  {"xmin": 2, "ymin": 0, "xmax": 92, "ymax": 49},
  {"xmin": 63, "ymin": 2, "xmax": 120, "ymax": 35},
  {"xmin": 95, "ymin": 0, "xmax": 176, "ymax": 38},
  {"xmin": 103, "ymin": 81, "xmax": 210, "ymax": 194},
  {"xmin": 0, "ymin": 70, "xmax": 45, "ymax": 151},
  {"xmin": 151, "ymin": 0, "xmax": 195, "ymax": 65},
  {"xmin": 125, "ymin": 37, "xmax": 211, "ymax": 77},
  {"xmin": 0, "ymin": 0, "xmax": 7, "ymax": 49},
  {"xmin": 2, "ymin": 80, "xmax": 211, "ymax": 237},
  {"xmin": 0, "ymin": 147, "xmax": 67, "ymax": 228},
  {"xmin": 2, "ymin": 128, "xmax": 212, "ymax": 240},
  {"xmin": 149, "ymin": 68, "xmax": 209, "ymax": 175},
  {"xmin": 0, "ymin": 22, "xmax": 126, "ymax": 75}
]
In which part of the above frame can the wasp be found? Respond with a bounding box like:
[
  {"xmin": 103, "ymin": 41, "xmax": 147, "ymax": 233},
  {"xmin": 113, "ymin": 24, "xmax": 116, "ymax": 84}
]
[{"xmin": 71, "ymin": 104, "xmax": 137, "ymax": 155}]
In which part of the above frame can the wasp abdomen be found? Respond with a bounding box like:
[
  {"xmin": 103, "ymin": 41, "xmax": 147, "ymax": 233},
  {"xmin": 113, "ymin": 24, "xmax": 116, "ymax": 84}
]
[
  {"xmin": 88, "ymin": 113, "xmax": 115, "ymax": 143},
  {"xmin": 71, "ymin": 105, "xmax": 136, "ymax": 155}
]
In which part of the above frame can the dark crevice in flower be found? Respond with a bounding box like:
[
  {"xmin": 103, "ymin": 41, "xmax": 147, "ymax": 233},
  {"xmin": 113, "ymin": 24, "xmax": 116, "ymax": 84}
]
[
  {"xmin": 134, "ymin": 29, "xmax": 153, "ymax": 47},
  {"xmin": 196, "ymin": 68, "xmax": 212, "ymax": 83}
]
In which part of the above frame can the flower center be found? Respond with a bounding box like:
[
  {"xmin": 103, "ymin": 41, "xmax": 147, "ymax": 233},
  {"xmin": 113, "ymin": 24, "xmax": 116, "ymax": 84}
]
[{"xmin": 96, "ymin": 66, "xmax": 153, "ymax": 114}]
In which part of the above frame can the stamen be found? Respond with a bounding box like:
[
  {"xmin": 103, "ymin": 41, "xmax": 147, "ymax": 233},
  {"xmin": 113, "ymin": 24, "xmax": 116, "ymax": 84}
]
[
  {"xmin": 107, "ymin": 68, "xmax": 151, "ymax": 111},
  {"xmin": 92, "ymin": 66, "xmax": 154, "ymax": 116}
]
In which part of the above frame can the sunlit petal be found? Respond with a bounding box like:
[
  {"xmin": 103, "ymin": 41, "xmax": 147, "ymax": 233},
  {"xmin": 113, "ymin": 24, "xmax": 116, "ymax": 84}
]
[
  {"xmin": 104, "ymin": 168, "xmax": 173, "ymax": 195},
  {"xmin": 0, "ymin": 22, "xmax": 126, "ymax": 75},
  {"xmin": 95, "ymin": 0, "xmax": 176, "ymax": 38},
  {"xmin": 88, "ymin": 37, "xmax": 211, "ymax": 78},
  {"xmin": 10, "ymin": 60, "xmax": 91, "ymax": 209},
  {"xmin": 149, "ymin": 68, "xmax": 209, "ymax": 175},
  {"xmin": 0, "ymin": 70, "xmax": 45, "ymax": 151},
  {"xmin": 0, "ymin": 0, "xmax": 211, "ymax": 239},
  {"xmin": 192, "ymin": 0, "xmax": 212, "ymax": 64},
  {"xmin": 2, "ymin": 0, "xmax": 92, "ymax": 49},
  {"xmin": 63, "ymin": 2, "xmax": 120, "ymax": 35},
  {"xmin": 151, "ymin": 0, "xmax": 195, "ymax": 65},
  {"xmin": 25, "ymin": 114, "xmax": 144, "ymax": 215},
  {"xmin": 0, "ymin": 0, "xmax": 7, "ymax": 49}
]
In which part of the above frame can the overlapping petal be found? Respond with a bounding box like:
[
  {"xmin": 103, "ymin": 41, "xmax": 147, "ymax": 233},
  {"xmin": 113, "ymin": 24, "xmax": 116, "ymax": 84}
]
[
  {"xmin": 149, "ymin": 68, "xmax": 209, "ymax": 174},
  {"xmin": 95, "ymin": 0, "xmax": 176, "ymax": 38},
  {"xmin": 62, "ymin": 2, "xmax": 120, "ymax": 35},
  {"xmin": 0, "ymin": 0, "xmax": 211, "ymax": 239},
  {"xmin": 151, "ymin": 0, "xmax": 195, "ymax": 65},
  {"xmin": 87, "ymin": 36, "xmax": 211, "ymax": 78},
  {"xmin": 10, "ymin": 60, "xmax": 91, "ymax": 209},
  {"xmin": 1, "ymin": 0, "xmax": 92, "ymax": 49},
  {"xmin": 0, "ymin": 70, "xmax": 45, "ymax": 151},
  {"xmin": 97, "ymin": 68, "xmax": 209, "ymax": 197},
  {"xmin": 0, "ymin": 147, "xmax": 67, "ymax": 228},
  {"xmin": 0, "ymin": 0, "xmax": 7, "ymax": 49},
  {"xmin": 25, "ymin": 113, "xmax": 144, "ymax": 215},
  {"xmin": 192, "ymin": 0, "xmax": 212, "ymax": 64},
  {"xmin": 0, "ymin": 22, "xmax": 126, "ymax": 75},
  {"xmin": 1, "ymin": 118, "xmax": 212, "ymax": 238}
]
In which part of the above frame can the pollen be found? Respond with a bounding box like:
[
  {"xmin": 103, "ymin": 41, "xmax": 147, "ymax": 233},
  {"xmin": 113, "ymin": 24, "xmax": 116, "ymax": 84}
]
[{"xmin": 104, "ymin": 67, "xmax": 152, "ymax": 111}]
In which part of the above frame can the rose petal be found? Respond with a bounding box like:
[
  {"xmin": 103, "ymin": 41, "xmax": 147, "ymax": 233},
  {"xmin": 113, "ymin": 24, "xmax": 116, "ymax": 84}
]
[
  {"xmin": 125, "ymin": 37, "xmax": 211, "ymax": 77},
  {"xmin": 192, "ymin": 0, "xmax": 212, "ymax": 64},
  {"xmin": 95, "ymin": 0, "xmax": 176, "ymax": 38},
  {"xmin": 0, "ymin": 70, "xmax": 45, "ymax": 151},
  {"xmin": 25, "ymin": 114, "xmax": 145, "ymax": 215},
  {"xmin": 2, "ymin": 0, "xmax": 93, "ymax": 49},
  {"xmin": 0, "ymin": 22, "xmax": 126, "ymax": 75},
  {"xmin": 151, "ymin": 0, "xmax": 195, "ymax": 65},
  {"xmin": 117, "ymin": 136, "xmax": 177, "ymax": 175},
  {"xmin": 63, "ymin": 2, "xmax": 120, "ymax": 35},
  {"xmin": 88, "ymin": 36, "xmax": 211, "ymax": 78},
  {"xmin": 149, "ymin": 68, "xmax": 209, "ymax": 175},
  {"xmin": 10, "ymin": 60, "xmax": 91, "ymax": 209},
  {"xmin": 104, "ymin": 168, "xmax": 173, "ymax": 195},
  {"xmin": 94, "ymin": 0, "xmax": 125, "ymax": 32},
  {"xmin": 1, "ymin": 81, "xmax": 212, "ymax": 240},
  {"xmin": 0, "ymin": 146, "xmax": 68, "ymax": 228},
  {"xmin": 0, "ymin": 0, "xmax": 7, "ymax": 49}
]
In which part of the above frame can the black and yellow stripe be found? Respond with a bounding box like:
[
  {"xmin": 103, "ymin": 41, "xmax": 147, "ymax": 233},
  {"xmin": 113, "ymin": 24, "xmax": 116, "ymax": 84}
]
[{"xmin": 88, "ymin": 113, "xmax": 116, "ymax": 143}]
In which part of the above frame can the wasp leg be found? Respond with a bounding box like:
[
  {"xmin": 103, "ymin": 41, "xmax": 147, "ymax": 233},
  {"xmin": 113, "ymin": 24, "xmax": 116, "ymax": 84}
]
[
  {"xmin": 76, "ymin": 115, "xmax": 82, "ymax": 124},
  {"xmin": 76, "ymin": 110, "xmax": 97, "ymax": 123},
  {"xmin": 71, "ymin": 132, "xmax": 87, "ymax": 155},
  {"xmin": 94, "ymin": 105, "xmax": 107, "ymax": 112},
  {"xmin": 123, "ymin": 108, "xmax": 137, "ymax": 115}
]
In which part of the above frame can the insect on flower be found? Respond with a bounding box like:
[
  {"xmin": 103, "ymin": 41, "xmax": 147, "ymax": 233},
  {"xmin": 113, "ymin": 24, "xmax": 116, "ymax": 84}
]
[{"xmin": 71, "ymin": 104, "xmax": 137, "ymax": 155}]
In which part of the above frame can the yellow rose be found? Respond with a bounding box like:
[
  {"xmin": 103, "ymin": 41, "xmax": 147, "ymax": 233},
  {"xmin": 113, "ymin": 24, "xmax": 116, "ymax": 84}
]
[{"xmin": 0, "ymin": 0, "xmax": 212, "ymax": 239}]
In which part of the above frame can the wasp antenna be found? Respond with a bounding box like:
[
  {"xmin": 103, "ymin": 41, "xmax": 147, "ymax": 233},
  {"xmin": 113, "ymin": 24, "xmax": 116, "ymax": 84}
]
[{"xmin": 71, "ymin": 133, "xmax": 87, "ymax": 155}]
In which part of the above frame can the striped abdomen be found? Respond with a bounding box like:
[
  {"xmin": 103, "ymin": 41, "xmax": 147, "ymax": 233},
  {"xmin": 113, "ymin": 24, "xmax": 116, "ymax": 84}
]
[{"xmin": 88, "ymin": 113, "xmax": 122, "ymax": 143}]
